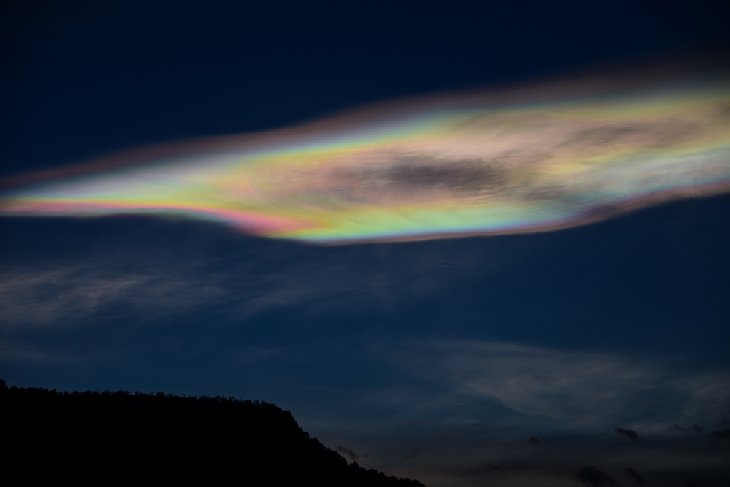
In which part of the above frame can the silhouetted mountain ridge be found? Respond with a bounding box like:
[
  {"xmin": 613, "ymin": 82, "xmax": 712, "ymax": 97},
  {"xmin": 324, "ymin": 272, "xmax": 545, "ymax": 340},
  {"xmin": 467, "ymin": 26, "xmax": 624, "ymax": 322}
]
[{"xmin": 0, "ymin": 379, "xmax": 424, "ymax": 486}]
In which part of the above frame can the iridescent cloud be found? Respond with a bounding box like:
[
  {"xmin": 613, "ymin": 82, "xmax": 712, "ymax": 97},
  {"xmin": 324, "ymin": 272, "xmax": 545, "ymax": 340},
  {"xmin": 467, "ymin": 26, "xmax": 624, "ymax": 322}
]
[{"xmin": 2, "ymin": 66, "xmax": 729, "ymax": 243}]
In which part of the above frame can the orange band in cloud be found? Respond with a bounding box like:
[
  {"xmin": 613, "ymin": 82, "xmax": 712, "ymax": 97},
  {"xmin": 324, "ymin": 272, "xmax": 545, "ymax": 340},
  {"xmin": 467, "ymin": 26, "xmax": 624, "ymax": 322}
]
[{"xmin": 2, "ymin": 68, "xmax": 729, "ymax": 243}]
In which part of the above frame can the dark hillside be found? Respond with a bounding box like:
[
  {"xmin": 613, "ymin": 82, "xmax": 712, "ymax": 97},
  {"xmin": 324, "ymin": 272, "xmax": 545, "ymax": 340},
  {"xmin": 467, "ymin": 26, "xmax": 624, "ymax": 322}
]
[{"xmin": 0, "ymin": 379, "xmax": 424, "ymax": 486}]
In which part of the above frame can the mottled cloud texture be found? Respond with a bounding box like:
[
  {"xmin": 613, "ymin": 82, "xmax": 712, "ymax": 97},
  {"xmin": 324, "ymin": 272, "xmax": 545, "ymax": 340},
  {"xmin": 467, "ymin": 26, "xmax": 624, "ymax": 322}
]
[
  {"xmin": 385, "ymin": 340, "xmax": 730, "ymax": 430},
  {"xmin": 313, "ymin": 341, "xmax": 730, "ymax": 487},
  {"xmin": 2, "ymin": 67, "xmax": 729, "ymax": 243},
  {"xmin": 0, "ymin": 265, "xmax": 224, "ymax": 328}
]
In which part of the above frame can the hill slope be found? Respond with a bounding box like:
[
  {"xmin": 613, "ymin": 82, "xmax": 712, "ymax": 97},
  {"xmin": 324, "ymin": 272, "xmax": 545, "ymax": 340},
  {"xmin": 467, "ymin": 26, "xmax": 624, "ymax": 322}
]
[{"xmin": 1, "ymin": 379, "xmax": 424, "ymax": 486}]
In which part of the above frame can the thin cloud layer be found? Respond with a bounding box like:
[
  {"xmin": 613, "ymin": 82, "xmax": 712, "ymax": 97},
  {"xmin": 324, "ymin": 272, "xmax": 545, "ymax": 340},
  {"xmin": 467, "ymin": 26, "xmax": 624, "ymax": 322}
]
[
  {"xmin": 384, "ymin": 340, "xmax": 730, "ymax": 430},
  {"xmin": 0, "ymin": 265, "xmax": 224, "ymax": 328}
]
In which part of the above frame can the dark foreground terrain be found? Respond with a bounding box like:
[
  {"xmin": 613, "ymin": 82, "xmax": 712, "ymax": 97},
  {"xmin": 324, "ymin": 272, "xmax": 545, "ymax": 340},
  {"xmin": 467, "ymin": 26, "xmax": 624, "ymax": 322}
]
[{"xmin": 1, "ymin": 379, "xmax": 424, "ymax": 486}]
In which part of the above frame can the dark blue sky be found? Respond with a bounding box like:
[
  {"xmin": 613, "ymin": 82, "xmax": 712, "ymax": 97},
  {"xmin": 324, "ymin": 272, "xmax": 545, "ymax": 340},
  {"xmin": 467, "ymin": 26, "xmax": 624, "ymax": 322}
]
[
  {"xmin": 2, "ymin": 2, "xmax": 730, "ymax": 485},
  {"xmin": 3, "ymin": 0, "xmax": 730, "ymax": 176}
]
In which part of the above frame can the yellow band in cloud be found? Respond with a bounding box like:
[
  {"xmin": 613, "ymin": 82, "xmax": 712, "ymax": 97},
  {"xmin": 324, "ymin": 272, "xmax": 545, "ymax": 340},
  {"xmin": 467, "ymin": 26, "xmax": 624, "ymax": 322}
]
[{"xmin": 2, "ymin": 68, "xmax": 729, "ymax": 243}]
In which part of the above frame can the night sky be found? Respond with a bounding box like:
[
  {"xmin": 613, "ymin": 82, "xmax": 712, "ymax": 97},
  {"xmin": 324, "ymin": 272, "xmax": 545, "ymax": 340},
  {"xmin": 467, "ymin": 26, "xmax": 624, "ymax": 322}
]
[{"xmin": 2, "ymin": 2, "xmax": 730, "ymax": 486}]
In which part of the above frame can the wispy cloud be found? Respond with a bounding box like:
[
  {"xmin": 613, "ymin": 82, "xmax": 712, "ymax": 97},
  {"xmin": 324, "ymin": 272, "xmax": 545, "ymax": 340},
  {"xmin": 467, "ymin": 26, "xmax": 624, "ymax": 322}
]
[
  {"xmin": 381, "ymin": 340, "xmax": 730, "ymax": 431},
  {"xmin": 0, "ymin": 265, "xmax": 224, "ymax": 328}
]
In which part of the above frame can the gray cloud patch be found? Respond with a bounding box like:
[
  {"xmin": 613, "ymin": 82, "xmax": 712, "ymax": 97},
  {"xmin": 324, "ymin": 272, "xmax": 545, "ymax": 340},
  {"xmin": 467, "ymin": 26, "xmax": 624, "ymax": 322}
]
[
  {"xmin": 0, "ymin": 265, "xmax": 225, "ymax": 328},
  {"xmin": 335, "ymin": 444, "xmax": 361, "ymax": 463},
  {"xmin": 381, "ymin": 340, "xmax": 730, "ymax": 431},
  {"xmin": 0, "ymin": 267, "xmax": 148, "ymax": 327},
  {"xmin": 384, "ymin": 156, "xmax": 504, "ymax": 194}
]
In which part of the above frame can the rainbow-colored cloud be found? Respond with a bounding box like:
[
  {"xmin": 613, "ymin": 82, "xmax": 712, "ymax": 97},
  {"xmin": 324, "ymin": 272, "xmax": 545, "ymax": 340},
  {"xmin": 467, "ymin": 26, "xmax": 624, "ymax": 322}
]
[{"xmin": 2, "ymin": 68, "xmax": 729, "ymax": 243}]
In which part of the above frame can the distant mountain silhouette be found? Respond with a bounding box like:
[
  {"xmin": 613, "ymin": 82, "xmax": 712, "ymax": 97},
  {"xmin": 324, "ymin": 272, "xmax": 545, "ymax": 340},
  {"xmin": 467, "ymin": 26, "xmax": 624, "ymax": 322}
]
[{"xmin": 0, "ymin": 379, "xmax": 424, "ymax": 486}]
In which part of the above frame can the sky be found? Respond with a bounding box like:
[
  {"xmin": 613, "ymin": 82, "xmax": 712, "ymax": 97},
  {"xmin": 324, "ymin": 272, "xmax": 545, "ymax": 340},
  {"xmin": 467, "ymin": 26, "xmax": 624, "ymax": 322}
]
[{"xmin": 2, "ymin": 1, "xmax": 730, "ymax": 486}]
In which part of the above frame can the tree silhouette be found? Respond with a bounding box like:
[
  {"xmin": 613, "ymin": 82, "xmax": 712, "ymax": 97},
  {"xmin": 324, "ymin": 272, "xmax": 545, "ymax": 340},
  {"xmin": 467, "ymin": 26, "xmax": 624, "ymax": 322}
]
[{"xmin": 1, "ymin": 379, "xmax": 424, "ymax": 487}]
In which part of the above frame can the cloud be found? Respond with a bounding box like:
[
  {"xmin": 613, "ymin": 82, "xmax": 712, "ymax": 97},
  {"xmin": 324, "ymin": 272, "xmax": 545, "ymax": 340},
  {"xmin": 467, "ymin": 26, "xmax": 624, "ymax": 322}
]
[
  {"xmin": 3, "ymin": 68, "xmax": 729, "ymax": 245},
  {"xmin": 623, "ymin": 467, "xmax": 647, "ymax": 486},
  {"xmin": 0, "ymin": 265, "xmax": 224, "ymax": 328},
  {"xmin": 335, "ymin": 445, "xmax": 360, "ymax": 463},
  {"xmin": 708, "ymin": 429, "xmax": 730, "ymax": 440},
  {"xmin": 0, "ymin": 267, "xmax": 146, "ymax": 326},
  {"xmin": 334, "ymin": 428, "xmax": 730, "ymax": 487},
  {"xmin": 382, "ymin": 340, "xmax": 730, "ymax": 431},
  {"xmin": 615, "ymin": 427, "xmax": 640, "ymax": 441},
  {"xmin": 315, "ymin": 339, "xmax": 730, "ymax": 487},
  {"xmin": 0, "ymin": 246, "xmax": 425, "ymax": 333},
  {"xmin": 576, "ymin": 466, "xmax": 617, "ymax": 486}
]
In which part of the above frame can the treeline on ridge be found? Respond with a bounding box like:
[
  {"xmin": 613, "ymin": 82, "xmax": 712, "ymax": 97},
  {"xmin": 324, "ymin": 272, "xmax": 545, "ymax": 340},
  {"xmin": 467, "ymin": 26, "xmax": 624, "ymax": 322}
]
[{"xmin": 1, "ymin": 379, "xmax": 424, "ymax": 486}]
